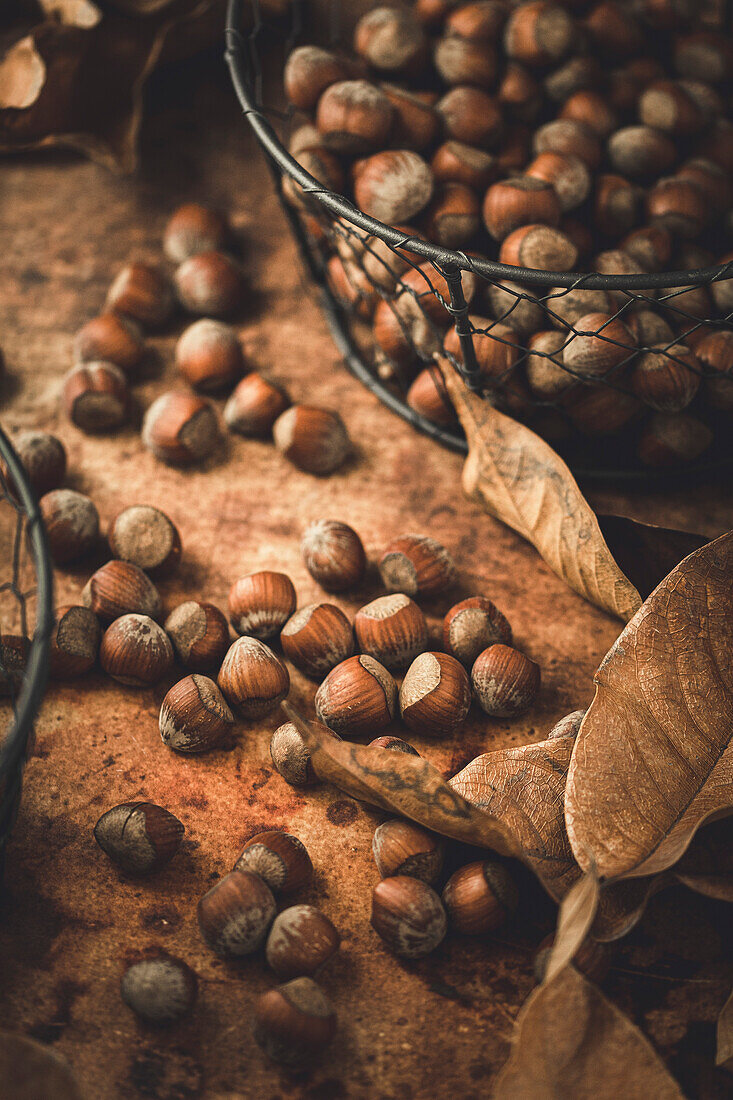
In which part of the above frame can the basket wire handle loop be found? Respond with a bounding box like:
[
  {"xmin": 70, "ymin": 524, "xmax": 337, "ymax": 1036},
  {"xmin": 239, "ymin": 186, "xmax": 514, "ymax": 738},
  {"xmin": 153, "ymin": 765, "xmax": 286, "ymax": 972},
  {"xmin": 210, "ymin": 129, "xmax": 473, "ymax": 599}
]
[{"xmin": 438, "ymin": 263, "xmax": 482, "ymax": 392}]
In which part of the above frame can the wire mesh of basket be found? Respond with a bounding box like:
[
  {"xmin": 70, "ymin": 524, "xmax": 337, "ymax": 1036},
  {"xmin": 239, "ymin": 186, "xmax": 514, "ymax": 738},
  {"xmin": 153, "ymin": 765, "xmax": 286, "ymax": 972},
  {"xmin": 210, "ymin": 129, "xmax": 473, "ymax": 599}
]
[
  {"xmin": 0, "ymin": 427, "xmax": 53, "ymax": 877},
  {"xmin": 226, "ymin": 0, "xmax": 733, "ymax": 480}
]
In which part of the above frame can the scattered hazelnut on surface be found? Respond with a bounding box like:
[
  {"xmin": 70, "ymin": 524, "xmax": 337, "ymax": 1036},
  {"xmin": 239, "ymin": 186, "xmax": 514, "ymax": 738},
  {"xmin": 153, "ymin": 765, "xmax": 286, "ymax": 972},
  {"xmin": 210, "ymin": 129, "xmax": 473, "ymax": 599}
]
[
  {"xmin": 94, "ymin": 801, "xmax": 184, "ymax": 875},
  {"xmin": 499, "ymin": 224, "xmax": 578, "ymax": 271},
  {"xmin": 630, "ymin": 344, "xmax": 700, "ymax": 412},
  {"xmin": 371, "ymin": 875, "xmax": 447, "ymax": 958},
  {"xmin": 281, "ymin": 603, "xmax": 354, "ymax": 679},
  {"xmin": 437, "ymin": 86, "xmax": 503, "ymax": 148},
  {"xmin": 407, "ymin": 366, "xmax": 456, "ymax": 426},
  {"xmin": 7, "ymin": 430, "xmax": 66, "ymax": 498},
  {"xmin": 562, "ymin": 313, "xmax": 637, "ymax": 378},
  {"xmin": 108, "ymin": 504, "xmax": 181, "ymax": 576},
  {"xmin": 284, "ymin": 45, "xmax": 354, "ymax": 111},
  {"xmin": 121, "ymin": 951, "xmax": 197, "ymax": 1026},
  {"xmin": 378, "ymin": 533, "xmax": 455, "ymax": 598},
  {"xmin": 228, "ymin": 570, "xmax": 296, "ymax": 640},
  {"xmin": 273, "ymin": 406, "xmax": 351, "ymax": 476},
  {"xmin": 174, "ymin": 251, "xmax": 246, "ymax": 318},
  {"xmin": 354, "ymin": 6, "xmax": 426, "ymax": 74},
  {"xmin": 534, "ymin": 932, "xmax": 611, "ymax": 985},
  {"xmin": 485, "ymin": 175, "xmax": 561, "ymax": 244},
  {"xmin": 142, "ymin": 391, "xmax": 220, "ymax": 465},
  {"xmin": 637, "ymin": 412, "xmax": 713, "ymax": 467},
  {"xmin": 159, "ymin": 674, "xmax": 234, "ymax": 753},
  {"xmin": 74, "ymin": 313, "xmax": 145, "ymax": 374},
  {"xmin": 49, "ymin": 605, "xmax": 101, "ymax": 679},
  {"xmin": 442, "ymin": 860, "xmax": 519, "ymax": 934},
  {"xmin": 372, "ymin": 819, "xmax": 445, "ymax": 885},
  {"xmin": 83, "ymin": 560, "xmax": 162, "ymax": 622},
  {"xmin": 105, "ymin": 262, "xmax": 175, "ymax": 329},
  {"xmin": 175, "ymin": 319, "xmax": 245, "ymax": 392},
  {"xmin": 253, "ymin": 977, "xmax": 336, "ymax": 1068},
  {"xmin": 217, "ymin": 636, "xmax": 290, "ymax": 718},
  {"xmin": 224, "ymin": 373, "xmax": 290, "ymax": 437},
  {"xmin": 270, "ymin": 721, "xmax": 326, "ymax": 787},
  {"xmin": 315, "ymin": 654, "xmax": 397, "ymax": 737},
  {"xmin": 266, "ymin": 905, "xmax": 341, "ymax": 980},
  {"xmin": 355, "ymin": 593, "xmax": 428, "ymax": 671},
  {"xmin": 163, "ymin": 203, "xmax": 230, "ymax": 264},
  {"xmin": 546, "ymin": 708, "xmax": 586, "ymax": 741},
  {"xmin": 471, "ymin": 643, "xmax": 540, "ymax": 717},
  {"xmin": 399, "ymin": 651, "xmax": 471, "ymax": 737},
  {"xmin": 504, "ymin": 1, "xmax": 574, "ymax": 67},
  {"xmin": 197, "ymin": 869, "xmax": 276, "ymax": 956},
  {"xmin": 63, "ymin": 362, "xmax": 129, "ymax": 434},
  {"xmin": 300, "ymin": 519, "xmax": 366, "ymax": 592},
  {"xmin": 39, "ymin": 489, "xmax": 99, "ymax": 565},
  {"xmin": 369, "ymin": 734, "xmax": 420, "ymax": 756},
  {"xmin": 234, "ymin": 831, "xmax": 314, "ymax": 894},
  {"xmin": 100, "ymin": 614, "xmax": 174, "ymax": 687},
  {"xmin": 164, "ymin": 600, "xmax": 230, "ymax": 672},
  {"xmin": 316, "ymin": 80, "xmax": 393, "ymax": 155}
]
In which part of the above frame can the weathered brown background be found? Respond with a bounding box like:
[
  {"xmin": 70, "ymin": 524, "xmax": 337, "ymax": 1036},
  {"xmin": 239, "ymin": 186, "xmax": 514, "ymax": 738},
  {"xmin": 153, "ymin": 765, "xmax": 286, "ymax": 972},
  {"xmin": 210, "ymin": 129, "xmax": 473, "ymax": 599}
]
[{"xmin": 0, "ymin": 40, "xmax": 732, "ymax": 1100}]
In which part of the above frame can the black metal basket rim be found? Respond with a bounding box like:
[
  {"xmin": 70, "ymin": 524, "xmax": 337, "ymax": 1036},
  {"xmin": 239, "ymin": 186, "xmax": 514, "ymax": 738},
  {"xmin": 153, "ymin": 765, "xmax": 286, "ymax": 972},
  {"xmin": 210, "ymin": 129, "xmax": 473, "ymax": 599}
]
[{"xmin": 225, "ymin": 0, "xmax": 733, "ymax": 294}]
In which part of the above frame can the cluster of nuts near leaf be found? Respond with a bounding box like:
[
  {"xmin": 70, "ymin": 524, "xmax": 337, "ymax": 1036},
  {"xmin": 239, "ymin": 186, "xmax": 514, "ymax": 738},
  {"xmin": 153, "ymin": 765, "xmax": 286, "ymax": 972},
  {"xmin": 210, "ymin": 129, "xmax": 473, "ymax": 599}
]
[
  {"xmin": 65, "ymin": 202, "xmax": 352, "ymax": 476},
  {"xmin": 282, "ymin": 1, "xmax": 733, "ymax": 468}
]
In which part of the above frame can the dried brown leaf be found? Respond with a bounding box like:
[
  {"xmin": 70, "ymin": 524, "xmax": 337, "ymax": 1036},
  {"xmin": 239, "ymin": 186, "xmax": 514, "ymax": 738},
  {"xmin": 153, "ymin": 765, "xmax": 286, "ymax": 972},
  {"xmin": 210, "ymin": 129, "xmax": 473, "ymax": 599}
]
[
  {"xmin": 39, "ymin": 0, "xmax": 101, "ymax": 27},
  {"xmin": 543, "ymin": 871, "xmax": 599, "ymax": 984},
  {"xmin": 0, "ymin": 35, "xmax": 45, "ymax": 109},
  {"xmin": 566, "ymin": 531, "xmax": 733, "ymax": 881},
  {"xmin": 437, "ymin": 357, "xmax": 642, "ymax": 622},
  {"xmin": 0, "ymin": 1031, "xmax": 83, "ymax": 1098},
  {"xmin": 717, "ymin": 987, "xmax": 733, "ymax": 1071},
  {"xmin": 493, "ymin": 966, "xmax": 685, "ymax": 1099}
]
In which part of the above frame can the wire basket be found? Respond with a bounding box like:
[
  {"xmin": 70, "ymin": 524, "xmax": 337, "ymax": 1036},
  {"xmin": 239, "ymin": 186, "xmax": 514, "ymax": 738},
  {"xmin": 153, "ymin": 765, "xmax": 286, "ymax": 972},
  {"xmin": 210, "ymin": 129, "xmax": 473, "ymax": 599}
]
[
  {"xmin": 226, "ymin": 0, "xmax": 733, "ymax": 481},
  {"xmin": 0, "ymin": 427, "xmax": 53, "ymax": 878}
]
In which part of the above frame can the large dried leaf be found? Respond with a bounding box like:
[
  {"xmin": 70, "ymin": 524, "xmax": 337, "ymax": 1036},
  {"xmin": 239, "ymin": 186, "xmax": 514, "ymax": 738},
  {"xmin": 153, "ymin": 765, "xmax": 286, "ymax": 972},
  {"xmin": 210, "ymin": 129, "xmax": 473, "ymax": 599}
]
[
  {"xmin": 566, "ymin": 531, "xmax": 733, "ymax": 881},
  {"xmin": 543, "ymin": 871, "xmax": 599, "ymax": 983},
  {"xmin": 437, "ymin": 357, "xmax": 642, "ymax": 622},
  {"xmin": 0, "ymin": 35, "xmax": 45, "ymax": 108},
  {"xmin": 493, "ymin": 966, "xmax": 685, "ymax": 1099},
  {"xmin": 717, "ymin": 987, "xmax": 733, "ymax": 1071},
  {"xmin": 0, "ymin": 1031, "xmax": 83, "ymax": 1099}
]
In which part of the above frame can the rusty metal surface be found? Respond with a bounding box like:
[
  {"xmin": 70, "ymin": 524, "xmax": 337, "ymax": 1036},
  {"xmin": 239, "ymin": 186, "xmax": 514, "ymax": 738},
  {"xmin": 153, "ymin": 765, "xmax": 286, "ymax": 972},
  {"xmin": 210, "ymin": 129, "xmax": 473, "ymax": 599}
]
[{"xmin": 0, "ymin": 52, "xmax": 732, "ymax": 1100}]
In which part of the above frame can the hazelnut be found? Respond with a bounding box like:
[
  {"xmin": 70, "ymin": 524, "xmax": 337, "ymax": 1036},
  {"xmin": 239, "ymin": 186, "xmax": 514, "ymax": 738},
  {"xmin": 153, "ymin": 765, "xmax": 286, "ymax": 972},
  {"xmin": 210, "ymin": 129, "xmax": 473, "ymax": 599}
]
[
  {"xmin": 442, "ymin": 860, "xmax": 519, "ymax": 933},
  {"xmin": 504, "ymin": 1, "xmax": 573, "ymax": 66},
  {"xmin": 711, "ymin": 252, "xmax": 733, "ymax": 315},
  {"xmin": 444, "ymin": 317, "xmax": 522, "ymax": 384},
  {"xmin": 534, "ymin": 932, "xmax": 611, "ymax": 984},
  {"xmin": 121, "ymin": 951, "xmax": 197, "ymax": 1025},
  {"xmin": 315, "ymin": 654, "xmax": 397, "ymax": 736},
  {"xmin": 327, "ymin": 254, "xmax": 377, "ymax": 321},
  {"xmin": 94, "ymin": 801, "xmax": 184, "ymax": 875},
  {"xmin": 676, "ymin": 159, "xmax": 730, "ymax": 217},
  {"xmin": 646, "ymin": 177, "xmax": 707, "ymax": 239},
  {"xmin": 544, "ymin": 55, "xmax": 599, "ymax": 103},
  {"xmin": 164, "ymin": 600, "xmax": 230, "ymax": 671},
  {"xmin": 353, "ymin": 7, "xmax": 427, "ymax": 75},
  {"xmin": 532, "ymin": 119, "xmax": 601, "ymax": 169},
  {"xmin": 300, "ymin": 519, "xmax": 366, "ymax": 592},
  {"xmin": 661, "ymin": 284, "xmax": 712, "ymax": 324},
  {"xmin": 431, "ymin": 141, "xmax": 497, "ymax": 191},
  {"xmin": 407, "ymin": 366, "xmax": 456, "ymax": 426},
  {"xmin": 567, "ymin": 385, "xmax": 641, "ymax": 436},
  {"xmin": 446, "ymin": 1, "xmax": 507, "ymax": 40},
  {"xmin": 436, "ymin": 86, "xmax": 503, "ymax": 149},
  {"xmin": 142, "ymin": 391, "xmax": 220, "ymax": 465},
  {"xmin": 253, "ymin": 978, "xmax": 336, "ymax": 1068},
  {"xmin": 273, "ymin": 406, "xmax": 351, "ymax": 476},
  {"xmin": 546, "ymin": 287, "xmax": 613, "ymax": 329},
  {"xmin": 373, "ymin": 819, "xmax": 445, "ymax": 884},
  {"xmin": 316, "ymin": 80, "xmax": 393, "ymax": 155},
  {"xmin": 697, "ymin": 330, "xmax": 733, "ymax": 412},
  {"xmin": 433, "ymin": 34, "xmax": 497, "ymax": 87},
  {"xmin": 224, "ymin": 372, "xmax": 290, "ymax": 437},
  {"xmin": 371, "ymin": 875, "xmax": 447, "ymax": 958},
  {"xmin": 159, "ymin": 674, "xmax": 234, "ymax": 753},
  {"xmin": 353, "ymin": 150, "xmax": 434, "ymax": 225},
  {"xmin": 283, "ymin": 146, "xmax": 345, "ymax": 213},
  {"xmin": 560, "ymin": 89, "xmax": 617, "ymax": 138},
  {"xmin": 698, "ymin": 119, "xmax": 733, "ymax": 174},
  {"xmin": 7, "ymin": 430, "xmax": 66, "ymax": 498},
  {"xmin": 197, "ymin": 869, "xmax": 276, "ymax": 956},
  {"xmin": 675, "ymin": 31, "xmax": 733, "ymax": 84},
  {"xmin": 108, "ymin": 504, "xmax": 181, "ymax": 576},
  {"xmin": 483, "ymin": 177, "xmax": 561, "ymax": 241},
  {"xmin": 607, "ymin": 126, "xmax": 676, "ymax": 179},
  {"xmin": 49, "ymin": 605, "xmax": 101, "ymax": 679},
  {"xmin": 637, "ymin": 412, "xmax": 713, "ymax": 467},
  {"xmin": 174, "ymin": 251, "xmax": 245, "ymax": 318},
  {"xmin": 608, "ymin": 56, "xmax": 664, "ymax": 113},
  {"xmin": 592, "ymin": 249, "xmax": 648, "ymax": 306},
  {"xmin": 74, "ymin": 313, "xmax": 145, "ymax": 373},
  {"xmin": 217, "ymin": 637, "xmax": 290, "ymax": 718},
  {"xmin": 486, "ymin": 281, "xmax": 544, "ymax": 339},
  {"xmin": 82, "ymin": 560, "xmax": 162, "ymax": 622},
  {"xmin": 424, "ymin": 182, "xmax": 480, "ymax": 249},
  {"xmin": 228, "ymin": 570, "xmax": 296, "ymax": 640},
  {"xmin": 621, "ymin": 226, "xmax": 673, "ymax": 272},
  {"xmin": 62, "ymin": 361, "xmax": 129, "ymax": 434},
  {"xmin": 39, "ymin": 488, "xmax": 99, "ymax": 564},
  {"xmin": 584, "ymin": 1, "xmax": 642, "ymax": 57},
  {"xmin": 105, "ymin": 262, "xmax": 174, "ymax": 329},
  {"xmin": 547, "ymin": 708, "xmax": 586, "ymax": 741},
  {"xmin": 369, "ymin": 734, "xmax": 420, "ymax": 755},
  {"xmin": 235, "ymin": 831, "xmax": 313, "ymax": 894},
  {"xmin": 562, "ymin": 313, "xmax": 637, "ymax": 379},
  {"xmin": 281, "ymin": 603, "xmax": 354, "ymax": 680},
  {"xmin": 639, "ymin": 79, "xmax": 705, "ymax": 137},
  {"xmin": 0, "ymin": 636, "xmax": 29, "ymax": 696},
  {"xmin": 100, "ymin": 614, "xmax": 174, "ymax": 687},
  {"xmin": 174, "ymin": 319, "xmax": 244, "ymax": 392},
  {"xmin": 266, "ymin": 905, "xmax": 340, "ymax": 980},
  {"xmin": 525, "ymin": 330, "xmax": 572, "ymax": 398},
  {"xmin": 163, "ymin": 203, "xmax": 230, "ymax": 264},
  {"xmin": 354, "ymin": 593, "xmax": 428, "ymax": 671},
  {"xmin": 471, "ymin": 643, "xmax": 540, "ymax": 717},
  {"xmin": 626, "ymin": 309, "xmax": 674, "ymax": 347},
  {"xmin": 361, "ymin": 224, "xmax": 425, "ymax": 294},
  {"xmin": 400, "ymin": 652, "xmax": 471, "ymax": 737},
  {"xmin": 381, "ymin": 84, "xmax": 440, "ymax": 152},
  {"xmin": 593, "ymin": 174, "xmax": 640, "ymax": 239},
  {"xmin": 378, "ymin": 533, "xmax": 455, "ymax": 598},
  {"xmin": 630, "ymin": 344, "xmax": 700, "ymax": 412},
  {"xmin": 499, "ymin": 225, "xmax": 578, "ymax": 271},
  {"xmin": 526, "ymin": 152, "xmax": 590, "ymax": 214},
  {"xmin": 443, "ymin": 596, "xmax": 512, "ymax": 667},
  {"xmin": 284, "ymin": 45, "xmax": 354, "ymax": 111},
  {"xmin": 270, "ymin": 721, "xmax": 334, "ymax": 787},
  {"xmin": 414, "ymin": 0, "xmax": 460, "ymax": 25},
  {"xmin": 499, "ymin": 62, "xmax": 542, "ymax": 123}
]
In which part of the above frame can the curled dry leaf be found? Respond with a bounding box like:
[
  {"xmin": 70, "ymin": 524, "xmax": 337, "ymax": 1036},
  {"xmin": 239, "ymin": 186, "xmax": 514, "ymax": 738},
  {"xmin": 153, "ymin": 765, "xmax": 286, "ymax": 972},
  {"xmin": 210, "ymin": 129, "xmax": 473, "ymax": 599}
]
[
  {"xmin": 717, "ymin": 987, "xmax": 733, "ymax": 1071},
  {"xmin": 493, "ymin": 966, "xmax": 685, "ymax": 1099},
  {"xmin": 0, "ymin": 36, "xmax": 46, "ymax": 109},
  {"xmin": 542, "ymin": 871, "xmax": 599, "ymax": 984},
  {"xmin": 566, "ymin": 531, "xmax": 733, "ymax": 882},
  {"xmin": 0, "ymin": 1031, "xmax": 83, "ymax": 1099}
]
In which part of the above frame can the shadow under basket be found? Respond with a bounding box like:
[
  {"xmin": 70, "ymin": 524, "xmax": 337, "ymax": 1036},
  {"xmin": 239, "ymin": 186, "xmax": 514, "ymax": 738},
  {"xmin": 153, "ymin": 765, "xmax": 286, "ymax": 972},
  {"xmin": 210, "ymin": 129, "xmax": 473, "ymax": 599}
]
[{"xmin": 226, "ymin": 0, "xmax": 733, "ymax": 484}]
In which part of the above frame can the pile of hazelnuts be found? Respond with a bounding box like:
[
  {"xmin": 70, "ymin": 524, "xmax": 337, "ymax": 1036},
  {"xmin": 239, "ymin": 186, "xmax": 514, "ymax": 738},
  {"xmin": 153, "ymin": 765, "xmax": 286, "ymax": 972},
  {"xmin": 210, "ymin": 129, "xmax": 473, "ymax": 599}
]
[
  {"xmin": 64, "ymin": 202, "xmax": 352, "ymax": 476},
  {"xmin": 281, "ymin": 0, "xmax": 733, "ymax": 468}
]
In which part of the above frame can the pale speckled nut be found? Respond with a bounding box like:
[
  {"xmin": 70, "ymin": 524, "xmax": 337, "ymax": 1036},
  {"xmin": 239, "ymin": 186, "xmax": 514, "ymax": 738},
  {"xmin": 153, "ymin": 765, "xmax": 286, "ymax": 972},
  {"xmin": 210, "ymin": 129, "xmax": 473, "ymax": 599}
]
[
  {"xmin": 163, "ymin": 203, "xmax": 230, "ymax": 264},
  {"xmin": 399, "ymin": 652, "xmax": 471, "ymax": 737},
  {"xmin": 315, "ymin": 80, "xmax": 394, "ymax": 155},
  {"xmin": 280, "ymin": 603, "xmax": 355, "ymax": 679},
  {"xmin": 525, "ymin": 331, "xmax": 572, "ymax": 399},
  {"xmin": 235, "ymin": 831, "xmax": 313, "ymax": 894},
  {"xmin": 94, "ymin": 801, "xmax": 184, "ymax": 875},
  {"xmin": 315, "ymin": 654, "xmax": 397, "ymax": 736},
  {"xmin": 486, "ymin": 280, "xmax": 544, "ymax": 339},
  {"xmin": 105, "ymin": 262, "xmax": 175, "ymax": 329},
  {"xmin": 228, "ymin": 571, "xmax": 296, "ymax": 640},
  {"xmin": 253, "ymin": 978, "xmax": 336, "ymax": 1068},
  {"xmin": 121, "ymin": 951, "xmax": 198, "ymax": 1025},
  {"xmin": 49, "ymin": 605, "xmax": 101, "ymax": 679},
  {"xmin": 9, "ymin": 430, "xmax": 66, "ymax": 498},
  {"xmin": 217, "ymin": 637, "xmax": 290, "ymax": 719},
  {"xmin": 378, "ymin": 535, "xmax": 455, "ymax": 598},
  {"xmin": 100, "ymin": 614, "xmax": 174, "ymax": 687},
  {"xmin": 270, "ymin": 721, "xmax": 320, "ymax": 787},
  {"xmin": 108, "ymin": 505, "xmax": 181, "ymax": 576},
  {"xmin": 175, "ymin": 319, "xmax": 245, "ymax": 392},
  {"xmin": 546, "ymin": 708, "xmax": 586, "ymax": 741},
  {"xmin": 142, "ymin": 391, "xmax": 220, "ymax": 465},
  {"xmin": 353, "ymin": 6, "xmax": 427, "ymax": 74},
  {"xmin": 174, "ymin": 251, "xmax": 245, "ymax": 318},
  {"xmin": 498, "ymin": 224, "xmax": 578, "ymax": 271},
  {"xmin": 353, "ymin": 150, "xmax": 434, "ymax": 224},
  {"xmin": 626, "ymin": 309, "xmax": 674, "ymax": 348},
  {"xmin": 164, "ymin": 600, "xmax": 230, "ymax": 672},
  {"xmin": 265, "ymin": 905, "xmax": 341, "ymax": 980},
  {"xmin": 372, "ymin": 819, "xmax": 445, "ymax": 885},
  {"xmin": 159, "ymin": 674, "xmax": 234, "ymax": 753},
  {"xmin": 436, "ymin": 86, "xmax": 503, "ymax": 148},
  {"xmin": 354, "ymin": 593, "xmax": 428, "ymax": 671},
  {"xmin": 471, "ymin": 643, "xmax": 540, "ymax": 718},
  {"xmin": 532, "ymin": 119, "xmax": 601, "ymax": 169},
  {"xmin": 562, "ymin": 313, "xmax": 637, "ymax": 378},
  {"xmin": 197, "ymin": 870, "xmax": 276, "ymax": 957},
  {"xmin": 442, "ymin": 860, "xmax": 519, "ymax": 934},
  {"xmin": 607, "ymin": 126, "xmax": 676, "ymax": 179},
  {"xmin": 433, "ymin": 33, "xmax": 497, "ymax": 88},
  {"xmin": 300, "ymin": 519, "xmax": 366, "ymax": 592},
  {"xmin": 74, "ymin": 313, "xmax": 145, "ymax": 374},
  {"xmin": 371, "ymin": 875, "xmax": 447, "ymax": 958},
  {"xmin": 82, "ymin": 560, "xmax": 162, "ymax": 622},
  {"xmin": 273, "ymin": 406, "xmax": 352, "ymax": 476},
  {"xmin": 40, "ymin": 489, "xmax": 99, "ymax": 565},
  {"xmin": 62, "ymin": 361, "xmax": 129, "ymax": 434},
  {"xmin": 224, "ymin": 373, "xmax": 291, "ymax": 437}
]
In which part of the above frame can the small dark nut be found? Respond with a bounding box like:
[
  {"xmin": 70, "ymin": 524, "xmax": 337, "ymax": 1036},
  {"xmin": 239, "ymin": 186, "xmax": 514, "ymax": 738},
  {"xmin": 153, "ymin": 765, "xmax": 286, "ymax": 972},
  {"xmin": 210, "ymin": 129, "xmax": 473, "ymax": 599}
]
[
  {"xmin": 399, "ymin": 652, "xmax": 471, "ymax": 737},
  {"xmin": 235, "ymin": 831, "xmax": 313, "ymax": 894},
  {"xmin": 217, "ymin": 637, "xmax": 290, "ymax": 718},
  {"xmin": 378, "ymin": 533, "xmax": 455, "ymax": 598},
  {"xmin": 121, "ymin": 950, "xmax": 197, "ymax": 1026},
  {"xmin": 175, "ymin": 319, "xmax": 245, "ymax": 391},
  {"xmin": 63, "ymin": 362, "xmax": 129, "ymax": 434},
  {"xmin": 228, "ymin": 570, "xmax": 296, "ymax": 640},
  {"xmin": 74, "ymin": 313, "xmax": 145, "ymax": 374},
  {"xmin": 354, "ymin": 593, "xmax": 428, "ymax": 671},
  {"xmin": 697, "ymin": 330, "xmax": 733, "ymax": 412},
  {"xmin": 82, "ymin": 560, "xmax": 162, "ymax": 622},
  {"xmin": 94, "ymin": 801, "xmax": 184, "ymax": 875},
  {"xmin": 159, "ymin": 674, "xmax": 234, "ymax": 753},
  {"xmin": 442, "ymin": 860, "xmax": 519, "ymax": 933},
  {"xmin": 315, "ymin": 654, "xmax": 397, "ymax": 737},
  {"xmin": 593, "ymin": 173, "xmax": 642, "ymax": 239},
  {"xmin": 369, "ymin": 734, "xmax": 420, "ymax": 756},
  {"xmin": 266, "ymin": 906, "xmax": 340, "ymax": 980},
  {"xmin": 198, "ymin": 869, "xmax": 276, "ymax": 956},
  {"xmin": 371, "ymin": 875, "xmax": 447, "ymax": 958},
  {"xmin": 49, "ymin": 605, "xmax": 101, "ymax": 678},
  {"xmin": 280, "ymin": 603, "xmax": 355, "ymax": 679},
  {"xmin": 471, "ymin": 643, "xmax": 540, "ymax": 717},
  {"xmin": 142, "ymin": 391, "xmax": 220, "ymax": 465},
  {"xmin": 253, "ymin": 978, "xmax": 336, "ymax": 1068},
  {"xmin": 40, "ymin": 489, "xmax": 99, "ymax": 565},
  {"xmin": 300, "ymin": 519, "xmax": 366, "ymax": 592},
  {"xmin": 7, "ymin": 430, "xmax": 66, "ymax": 498},
  {"xmin": 108, "ymin": 505, "xmax": 181, "ymax": 576},
  {"xmin": 174, "ymin": 251, "xmax": 245, "ymax": 318},
  {"xmin": 273, "ymin": 406, "xmax": 351, "ymax": 476},
  {"xmin": 224, "ymin": 373, "xmax": 290, "ymax": 437},
  {"xmin": 164, "ymin": 600, "xmax": 230, "ymax": 671},
  {"xmin": 100, "ymin": 614, "xmax": 174, "ymax": 687},
  {"xmin": 105, "ymin": 262, "xmax": 175, "ymax": 329},
  {"xmin": 372, "ymin": 819, "xmax": 445, "ymax": 885},
  {"xmin": 163, "ymin": 203, "xmax": 230, "ymax": 264}
]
